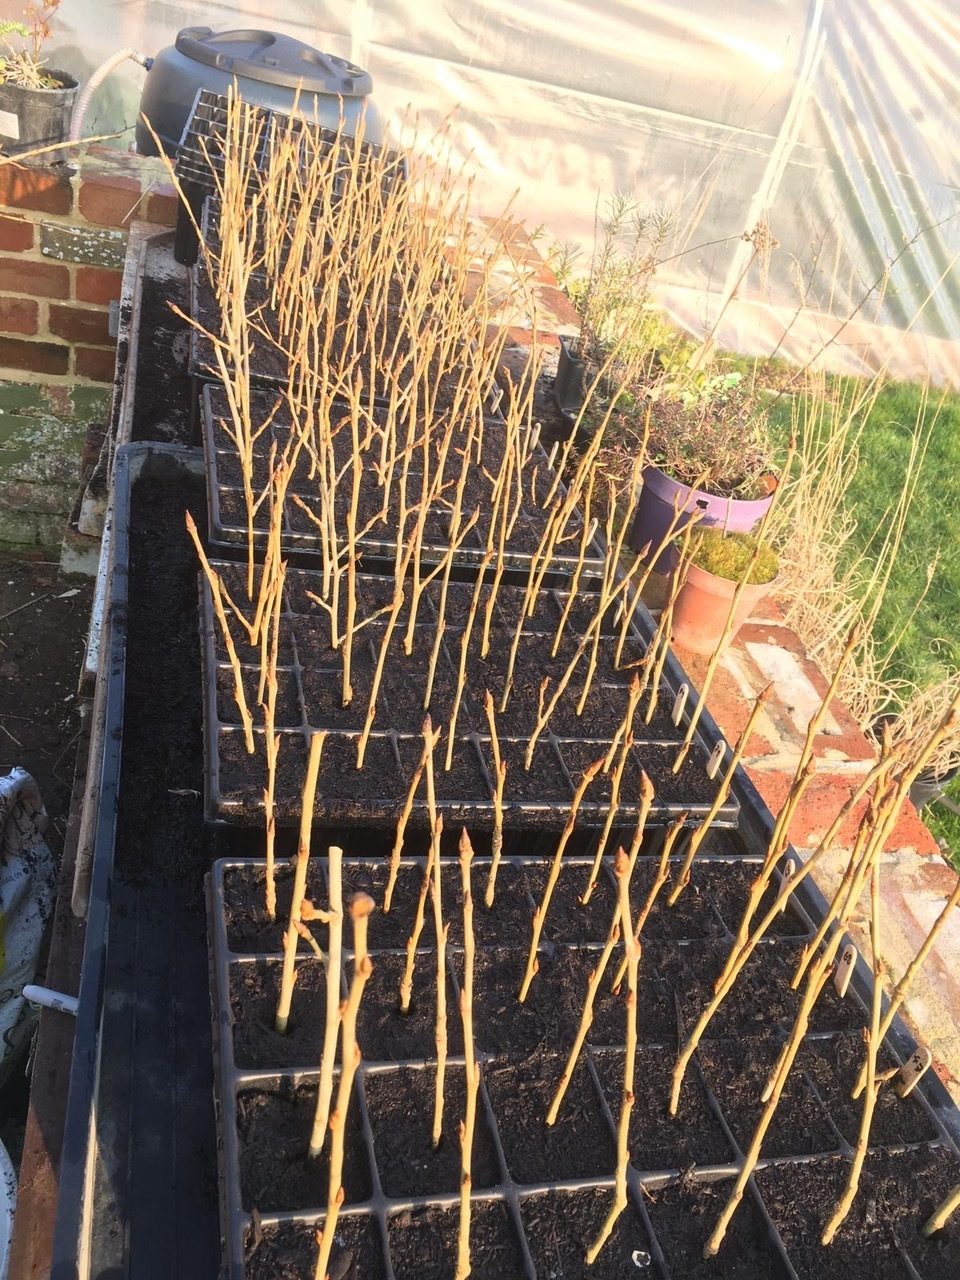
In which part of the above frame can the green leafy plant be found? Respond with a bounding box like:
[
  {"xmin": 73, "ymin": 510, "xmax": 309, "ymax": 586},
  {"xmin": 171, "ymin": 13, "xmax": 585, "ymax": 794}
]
[
  {"xmin": 0, "ymin": 4, "xmax": 63, "ymax": 90},
  {"xmin": 593, "ymin": 381, "xmax": 774, "ymax": 498},
  {"xmin": 557, "ymin": 191, "xmax": 678, "ymax": 377},
  {"xmin": 686, "ymin": 529, "xmax": 779, "ymax": 584}
]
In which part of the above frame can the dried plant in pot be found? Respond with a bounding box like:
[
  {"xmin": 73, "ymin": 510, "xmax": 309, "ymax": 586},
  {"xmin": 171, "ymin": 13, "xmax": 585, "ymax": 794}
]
[
  {"xmin": 669, "ymin": 529, "xmax": 779, "ymax": 656},
  {"xmin": 626, "ymin": 378, "xmax": 778, "ymax": 574},
  {"xmin": 0, "ymin": 4, "xmax": 78, "ymax": 162}
]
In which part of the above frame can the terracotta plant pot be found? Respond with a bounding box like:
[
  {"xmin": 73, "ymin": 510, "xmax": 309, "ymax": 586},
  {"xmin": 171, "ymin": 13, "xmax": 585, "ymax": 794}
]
[
  {"xmin": 629, "ymin": 464, "xmax": 776, "ymax": 576},
  {"xmin": 670, "ymin": 561, "xmax": 778, "ymax": 656}
]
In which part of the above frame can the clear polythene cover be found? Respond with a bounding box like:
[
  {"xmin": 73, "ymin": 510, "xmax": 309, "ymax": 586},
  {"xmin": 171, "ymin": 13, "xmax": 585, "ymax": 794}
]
[{"xmin": 67, "ymin": 0, "xmax": 960, "ymax": 382}]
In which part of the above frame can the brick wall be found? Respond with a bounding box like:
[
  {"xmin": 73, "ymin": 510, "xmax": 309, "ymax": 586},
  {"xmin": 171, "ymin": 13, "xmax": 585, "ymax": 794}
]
[
  {"xmin": 0, "ymin": 146, "xmax": 177, "ymax": 552},
  {"xmin": 0, "ymin": 145, "xmax": 178, "ymax": 386}
]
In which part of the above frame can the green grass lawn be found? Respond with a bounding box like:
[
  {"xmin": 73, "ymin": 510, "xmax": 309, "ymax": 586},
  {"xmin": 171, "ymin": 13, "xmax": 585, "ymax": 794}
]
[{"xmin": 751, "ymin": 366, "xmax": 960, "ymax": 861}]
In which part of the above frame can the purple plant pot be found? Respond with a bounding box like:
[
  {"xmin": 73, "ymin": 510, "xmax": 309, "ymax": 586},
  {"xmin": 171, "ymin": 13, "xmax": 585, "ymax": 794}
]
[{"xmin": 628, "ymin": 464, "xmax": 775, "ymax": 575}]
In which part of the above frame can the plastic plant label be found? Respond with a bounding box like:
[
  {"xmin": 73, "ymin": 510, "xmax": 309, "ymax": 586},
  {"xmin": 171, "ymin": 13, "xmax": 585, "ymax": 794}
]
[
  {"xmin": 546, "ymin": 441, "xmax": 559, "ymax": 469},
  {"xmin": 834, "ymin": 942, "xmax": 857, "ymax": 997},
  {"xmin": 706, "ymin": 739, "xmax": 726, "ymax": 779},
  {"xmin": 0, "ymin": 110, "xmax": 19, "ymax": 140},
  {"xmin": 672, "ymin": 683, "xmax": 688, "ymax": 726},
  {"xmin": 780, "ymin": 858, "xmax": 796, "ymax": 913},
  {"xmin": 895, "ymin": 1046, "xmax": 931, "ymax": 1098}
]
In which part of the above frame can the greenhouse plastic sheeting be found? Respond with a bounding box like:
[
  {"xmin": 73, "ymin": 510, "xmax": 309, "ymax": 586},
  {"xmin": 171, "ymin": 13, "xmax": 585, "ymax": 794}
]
[{"xmin": 55, "ymin": 1, "xmax": 960, "ymax": 383}]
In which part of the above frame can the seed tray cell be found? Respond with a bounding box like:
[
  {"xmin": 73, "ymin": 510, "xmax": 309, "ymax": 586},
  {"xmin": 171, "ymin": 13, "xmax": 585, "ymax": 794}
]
[
  {"xmin": 207, "ymin": 855, "xmax": 958, "ymax": 1279},
  {"xmin": 201, "ymin": 571, "xmax": 738, "ymax": 830},
  {"xmin": 199, "ymin": 379, "xmax": 603, "ymax": 583},
  {"xmin": 753, "ymin": 1147, "xmax": 960, "ymax": 1280}
]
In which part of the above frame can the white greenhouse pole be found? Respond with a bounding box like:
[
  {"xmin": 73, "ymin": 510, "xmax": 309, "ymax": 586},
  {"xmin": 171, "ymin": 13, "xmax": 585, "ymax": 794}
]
[{"xmin": 702, "ymin": 0, "xmax": 827, "ymax": 345}]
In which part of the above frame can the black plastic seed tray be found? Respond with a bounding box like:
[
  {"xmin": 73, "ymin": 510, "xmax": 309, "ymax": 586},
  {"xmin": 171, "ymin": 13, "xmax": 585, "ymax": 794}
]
[
  {"xmin": 199, "ymin": 569, "xmax": 738, "ymax": 830},
  {"xmin": 175, "ymin": 88, "xmax": 403, "ymax": 207},
  {"xmin": 207, "ymin": 853, "xmax": 960, "ymax": 1279},
  {"xmin": 187, "ymin": 262, "xmax": 504, "ymax": 421},
  {"xmin": 199, "ymin": 380, "xmax": 605, "ymax": 584}
]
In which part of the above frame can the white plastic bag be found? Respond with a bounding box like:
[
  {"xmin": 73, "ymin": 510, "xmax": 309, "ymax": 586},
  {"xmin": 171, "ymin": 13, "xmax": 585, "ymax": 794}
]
[{"xmin": 0, "ymin": 769, "xmax": 56, "ymax": 1090}]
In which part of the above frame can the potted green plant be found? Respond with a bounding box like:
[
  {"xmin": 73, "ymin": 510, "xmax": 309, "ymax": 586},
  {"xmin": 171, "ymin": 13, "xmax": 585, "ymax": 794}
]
[
  {"xmin": 0, "ymin": 4, "xmax": 78, "ymax": 163},
  {"xmin": 550, "ymin": 193, "xmax": 673, "ymax": 420},
  {"xmin": 618, "ymin": 373, "xmax": 777, "ymax": 574},
  {"xmin": 670, "ymin": 528, "xmax": 779, "ymax": 655}
]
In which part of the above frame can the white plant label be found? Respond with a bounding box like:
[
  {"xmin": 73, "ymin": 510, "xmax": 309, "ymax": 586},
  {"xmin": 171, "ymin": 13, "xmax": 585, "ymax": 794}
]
[
  {"xmin": 0, "ymin": 110, "xmax": 20, "ymax": 140},
  {"xmin": 780, "ymin": 858, "xmax": 797, "ymax": 913},
  {"xmin": 895, "ymin": 1046, "xmax": 931, "ymax": 1098},
  {"xmin": 672, "ymin": 683, "xmax": 688, "ymax": 726},
  {"xmin": 707, "ymin": 740, "xmax": 726, "ymax": 779},
  {"xmin": 834, "ymin": 942, "xmax": 857, "ymax": 997}
]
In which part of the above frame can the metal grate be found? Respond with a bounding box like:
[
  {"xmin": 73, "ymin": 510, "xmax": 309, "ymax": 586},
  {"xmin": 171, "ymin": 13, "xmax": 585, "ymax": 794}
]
[{"xmin": 175, "ymin": 87, "xmax": 404, "ymax": 203}]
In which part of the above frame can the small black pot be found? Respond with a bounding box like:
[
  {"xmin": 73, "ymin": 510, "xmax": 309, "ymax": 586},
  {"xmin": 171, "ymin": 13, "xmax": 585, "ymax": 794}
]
[
  {"xmin": 553, "ymin": 333, "xmax": 585, "ymax": 415},
  {"xmin": 0, "ymin": 70, "xmax": 79, "ymax": 164}
]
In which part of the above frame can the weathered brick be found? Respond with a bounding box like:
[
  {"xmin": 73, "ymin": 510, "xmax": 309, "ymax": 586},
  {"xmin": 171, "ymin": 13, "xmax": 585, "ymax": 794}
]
[
  {"xmin": 0, "ymin": 296, "xmax": 39, "ymax": 335},
  {"xmin": 70, "ymin": 384, "xmax": 110, "ymax": 416},
  {"xmin": 75, "ymin": 345, "xmax": 116, "ymax": 382},
  {"xmin": 145, "ymin": 187, "xmax": 179, "ymax": 227},
  {"xmin": 0, "ymin": 165, "xmax": 73, "ymax": 216},
  {"xmin": 0, "ymin": 479, "xmax": 75, "ymax": 517},
  {"xmin": 0, "ymin": 213, "xmax": 34, "ymax": 252},
  {"xmin": 48, "ymin": 303, "xmax": 113, "ymax": 345},
  {"xmin": 0, "ymin": 335, "xmax": 69, "ymax": 374},
  {"xmin": 77, "ymin": 174, "xmax": 143, "ymax": 228},
  {"xmin": 41, "ymin": 222, "xmax": 126, "ymax": 268},
  {"xmin": 75, "ymin": 265, "xmax": 123, "ymax": 304},
  {"xmin": 0, "ymin": 254, "xmax": 70, "ymax": 298},
  {"xmin": 0, "ymin": 381, "xmax": 46, "ymax": 414}
]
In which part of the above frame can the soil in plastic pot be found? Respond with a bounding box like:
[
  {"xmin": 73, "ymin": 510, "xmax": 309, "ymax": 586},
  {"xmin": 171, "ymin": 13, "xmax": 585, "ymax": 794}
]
[
  {"xmin": 236, "ymin": 1078, "xmax": 370, "ymax": 1212},
  {"xmin": 484, "ymin": 1055, "xmax": 614, "ymax": 1185},
  {"xmin": 363, "ymin": 1064, "xmax": 500, "ymax": 1197},
  {"xmin": 644, "ymin": 1175, "xmax": 786, "ymax": 1278}
]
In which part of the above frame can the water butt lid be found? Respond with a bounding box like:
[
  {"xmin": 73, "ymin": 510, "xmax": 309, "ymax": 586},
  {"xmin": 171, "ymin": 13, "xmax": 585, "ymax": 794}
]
[{"xmin": 174, "ymin": 27, "xmax": 373, "ymax": 97}]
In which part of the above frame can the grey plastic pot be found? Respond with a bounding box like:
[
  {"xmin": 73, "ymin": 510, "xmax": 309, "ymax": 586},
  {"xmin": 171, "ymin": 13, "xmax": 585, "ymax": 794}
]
[
  {"xmin": 909, "ymin": 764, "xmax": 959, "ymax": 811},
  {"xmin": 0, "ymin": 71, "xmax": 78, "ymax": 163},
  {"xmin": 629, "ymin": 464, "xmax": 776, "ymax": 575}
]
